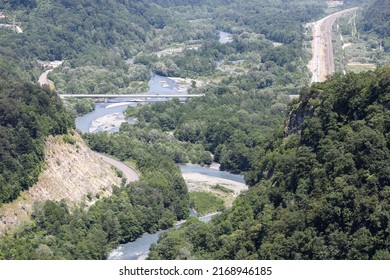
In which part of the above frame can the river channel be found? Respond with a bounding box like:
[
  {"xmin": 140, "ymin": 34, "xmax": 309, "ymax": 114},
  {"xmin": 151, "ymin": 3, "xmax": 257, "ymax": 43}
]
[
  {"xmin": 76, "ymin": 30, "xmax": 233, "ymax": 133},
  {"xmin": 76, "ymin": 31, "xmax": 241, "ymax": 260},
  {"xmin": 107, "ymin": 200, "xmax": 222, "ymax": 260},
  {"xmin": 75, "ymin": 76, "xmax": 245, "ymax": 259},
  {"xmin": 75, "ymin": 73, "xmax": 190, "ymax": 133}
]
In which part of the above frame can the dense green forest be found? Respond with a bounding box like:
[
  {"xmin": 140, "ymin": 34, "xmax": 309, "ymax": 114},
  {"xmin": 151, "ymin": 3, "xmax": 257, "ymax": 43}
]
[
  {"xmin": 0, "ymin": 0, "xmax": 173, "ymax": 89},
  {"xmin": 0, "ymin": 75, "xmax": 192, "ymax": 259},
  {"xmin": 362, "ymin": 0, "xmax": 390, "ymax": 39},
  {"xmin": 148, "ymin": 67, "xmax": 390, "ymax": 260},
  {"xmin": 0, "ymin": 0, "xmax": 168, "ymax": 62},
  {"xmin": 125, "ymin": 87, "xmax": 288, "ymax": 173},
  {"xmin": 362, "ymin": 0, "xmax": 390, "ymax": 52},
  {"xmin": 0, "ymin": 74, "xmax": 73, "ymax": 205}
]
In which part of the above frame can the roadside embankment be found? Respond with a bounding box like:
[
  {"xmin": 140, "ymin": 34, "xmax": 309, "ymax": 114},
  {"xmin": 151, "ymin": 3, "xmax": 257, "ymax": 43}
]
[{"xmin": 0, "ymin": 132, "xmax": 124, "ymax": 236}]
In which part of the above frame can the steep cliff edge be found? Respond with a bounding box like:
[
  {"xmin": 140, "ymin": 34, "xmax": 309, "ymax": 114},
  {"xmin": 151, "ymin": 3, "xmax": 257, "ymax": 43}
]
[
  {"xmin": 284, "ymin": 101, "xmax": 315, "ymax": 136},
  {"xmin": 0, "ymin": 131, "xmax": 121, "ymax": 235}
]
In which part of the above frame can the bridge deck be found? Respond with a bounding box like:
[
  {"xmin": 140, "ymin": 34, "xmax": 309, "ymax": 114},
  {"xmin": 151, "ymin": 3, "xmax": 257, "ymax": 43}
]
[{"xmin": 59, "ymin": 94, "xmax": 204, "ymax": 99}]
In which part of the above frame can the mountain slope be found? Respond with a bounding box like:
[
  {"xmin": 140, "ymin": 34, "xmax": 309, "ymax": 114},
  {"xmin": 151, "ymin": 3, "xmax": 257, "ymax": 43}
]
[
  {"xmin": 148, "ymin": 66, "xmax": 390, "ymax": 260},
  {"xmin": 362, "ymin": 0, "xmax": 390, "ymax": 39},
  {"xmin": 0, "ymin": 74, "xmax": 73, "ymax": 204},
  {"xmin": 0, "ymin": 132, "xmax": 122, "ymax": 236},
  {"xmin": 0, "ymin": 0, "xmax": 170, "ymax": 61}
]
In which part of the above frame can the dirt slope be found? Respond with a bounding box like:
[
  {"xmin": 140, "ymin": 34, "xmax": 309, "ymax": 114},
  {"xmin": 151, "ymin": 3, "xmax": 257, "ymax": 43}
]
[{"xmin": 0, "ymin": 132, "xmax": 122, "ymax": 236}]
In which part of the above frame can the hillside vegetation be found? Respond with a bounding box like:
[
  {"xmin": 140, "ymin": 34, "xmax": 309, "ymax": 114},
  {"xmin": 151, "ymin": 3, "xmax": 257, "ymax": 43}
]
[
  {"xmin": 362, "ymin": 0, "xmax": 390, "ymax": 52},
  {"xmin": 362, "ymin": 0, "xmax": 390, "ymax": 39},
  {"xmin": 0, "ymin": 74, "xmax": 73, "ymax": 205},
  {"xmin": 148, "ymin": 67, "xmax": 390, "ymax": 260}
]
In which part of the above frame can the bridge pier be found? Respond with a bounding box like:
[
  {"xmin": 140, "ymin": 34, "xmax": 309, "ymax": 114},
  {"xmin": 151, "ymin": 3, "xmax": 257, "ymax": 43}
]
[{"xmin": 104, "ymin": 97, "xmax": 108, "ymax": 103}]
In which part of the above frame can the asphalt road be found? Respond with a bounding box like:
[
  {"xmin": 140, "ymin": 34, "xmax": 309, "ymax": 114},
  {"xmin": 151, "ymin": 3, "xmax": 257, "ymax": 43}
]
[
  {"xmin": 309, "ymin": 7, "xmax": 359, "ymax": 83},
  {"xmin": 94, "ymin": 152, "xmax": 140, "ymax": 184}
]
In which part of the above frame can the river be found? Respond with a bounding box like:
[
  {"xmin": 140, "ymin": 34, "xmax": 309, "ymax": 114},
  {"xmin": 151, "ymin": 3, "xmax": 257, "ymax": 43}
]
[
  {"xmin": 107, "ymin": 206, "xmax": 220, "ymax": 260},
  {"xmin": 76, "ymin": 30, "xmax": 233, "ymax": 134},
  {"xmin": 75, "ymin": 63, "xmax": 244, "ymax": 261},
  {"xmin": 107, "ymin": 164, "xmax": 244, "ymax": 260},
  {"xmin": 180, "ymin": 164, "xmax": 244, "ymax": 184},
  {"xmin": 75, "ymin": 73, "xmax": 190, "ymax": 133}
]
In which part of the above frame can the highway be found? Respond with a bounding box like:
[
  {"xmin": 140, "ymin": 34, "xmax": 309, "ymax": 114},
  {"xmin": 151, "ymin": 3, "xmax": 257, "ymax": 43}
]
[{"xmin": 308, "ymin": 7, "xmax": 359, "ymax": 83}]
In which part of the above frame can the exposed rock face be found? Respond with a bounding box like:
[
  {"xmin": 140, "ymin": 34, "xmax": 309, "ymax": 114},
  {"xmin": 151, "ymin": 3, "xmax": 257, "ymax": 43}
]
[
  {"xmin": 284, "ymin": 102, "xmax": 314, "ymax": 136},
  {"xmin": 0, "ymin": 132, "xmax": 121, "ymax": 236}
]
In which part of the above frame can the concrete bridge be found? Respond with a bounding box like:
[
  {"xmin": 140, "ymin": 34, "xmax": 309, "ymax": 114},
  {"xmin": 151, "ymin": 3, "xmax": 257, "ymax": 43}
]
[{"xmin": 59, "ymin": 94, "xmax": 204, "ymax": 102}]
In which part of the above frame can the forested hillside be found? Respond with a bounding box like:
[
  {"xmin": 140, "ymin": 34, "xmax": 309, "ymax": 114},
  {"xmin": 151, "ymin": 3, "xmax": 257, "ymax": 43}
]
[
  {"xmin": 0, "ymin": 0, "xmax": 169, "ymax": 61},
  {"xmin": 0, "ymin": 146, "xmax": 188, "ymax": 259},
  {"xmin": 0, "ymin": 0, "xmax": 173, "ymax": 84},
  {"xmin": 148, "ymin": 67, "xmax": 390, "ymax": 260},
  {"xmin": 0, "ymin": 0, "xmax": 191, "ymax": 258},
  {"xmin": 1, "ymin": 0, "xmax": 326, "ymax": 92},
  {"xmin": 0, "ymin": 74, "xmax": 73, "ymax": 205},
  {"xmin": 362, "ymin": 0, "xmax": 390, "ymax": 52},
  {"xmin": 362, "ymin": 0, "xmax": 390, "ymax": 39}
]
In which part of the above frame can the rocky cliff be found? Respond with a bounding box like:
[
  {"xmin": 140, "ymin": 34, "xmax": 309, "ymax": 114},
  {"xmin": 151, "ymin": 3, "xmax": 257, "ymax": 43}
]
[
  {"xmin": 284, "ymin": 103, "xmax": 314, "ymax": 136},
  {"xmin": 0, "ymin": 131, "xmax": 121, "ymax": 236}
]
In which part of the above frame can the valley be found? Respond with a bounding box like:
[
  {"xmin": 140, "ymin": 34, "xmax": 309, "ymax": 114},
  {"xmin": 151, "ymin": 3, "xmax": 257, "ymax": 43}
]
[{"xmin": 0, "ymin": 0, "xmax": 389, "ymax": 261}]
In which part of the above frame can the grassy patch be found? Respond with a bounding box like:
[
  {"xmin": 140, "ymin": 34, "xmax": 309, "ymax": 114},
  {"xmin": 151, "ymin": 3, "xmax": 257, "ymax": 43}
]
[
  {"xmin": 347, "ymin": 63, "xmax": 376, "ymax": 73},
  {"xmin": 125, "ymin": 160, "xmax": 138, "ymax": 170},
  {"xmin": 189, "ymin": 192, "xmax": 225, "ymax": 216},
  {"xmin": 125, "ymin": 160, "xmax": 141, "ymax": 176},
  {"xmin": 212, "ymin": 184, "xmax": 234, "ymax": 194},
  {"xmin": 63, "ymin": 134, "xmax": 76, "ymax": 145}
]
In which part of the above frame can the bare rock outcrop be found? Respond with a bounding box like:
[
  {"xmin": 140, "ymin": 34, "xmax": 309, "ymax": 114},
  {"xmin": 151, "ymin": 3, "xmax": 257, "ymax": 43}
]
[
  {"xmin": 0, "ymin": 131, "xmax": 121, "ymax": 236},
  {"xmin": 284, "ymin": 103, "xmax": 314, "ymax": 136}
]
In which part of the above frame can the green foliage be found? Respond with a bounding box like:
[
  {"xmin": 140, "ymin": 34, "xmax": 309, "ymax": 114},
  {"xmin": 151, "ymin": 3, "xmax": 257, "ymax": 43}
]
[
  {"xmin": 0, "ymin": 0, "xmax": 172, "ymax": 88},
  {"xmin": 126, "ymin": 88, "xmax": 288, "ymax": 174},
  {"xmin": 5, "ymin": 0, "xmax": 382, "ymax": 261},
  {"xmin": 1, "ymin": 0, "xmax": 37, "ymax": 9},
  {"xmin": 63, "ymin": 98, "xmax": 95, "ymax": 117},
  {"xmin": 83, "ymin": 128, "xmax": 190, "ymax": 220},
  {"xmin": 63, "ymin": 134, "xmax": 76, "ymax": 145},
  {"xmin": 0, "ymin": 74, "xmax": 73, "ymax": 204},
  {"xmin": 49, "ymin": 63, "xmax": 150, "ymax": 95},
  {"xmin": 0, "ymin": 178, "xmax": 176, "ymax": 260},
  {"xmin": 149, "ymin": 66, "xmax": 390, "ymax": 260},
  {"xmin": 362, "ymin": 0, "xmax": 390, "ymax": 39},
  {"xmin": 212, "ymin": 185, "xmax": 234, "ymax": 194},
  {"xmin": 190, "ymin": 192, "xmax": 225, "ymax": 216},
  {"xmin": 0, "ymin": 155, "xmax": 187, "ymax": 260}
]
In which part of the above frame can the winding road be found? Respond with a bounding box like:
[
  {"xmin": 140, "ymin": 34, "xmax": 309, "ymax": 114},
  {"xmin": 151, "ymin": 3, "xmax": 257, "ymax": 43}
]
[
  {"xmin": 94, "ymin": 152, "xmax": 140, "ymax": 184},
  {"xmin": 308, "ymin": 7, "xmax": 359, "ymax": 83},
  {"xmin": 38, "ymin": 60, "xmax": 63, "ymax": 86},
  {"xmin": 38, "ymin": 66, "xmax": 140, "ymax": 183}
]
